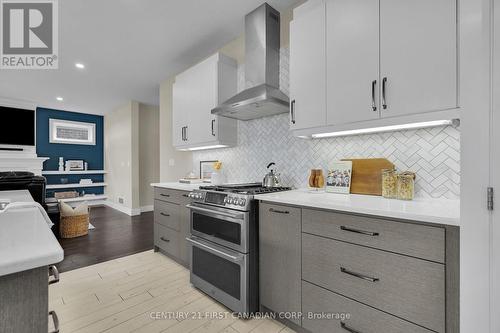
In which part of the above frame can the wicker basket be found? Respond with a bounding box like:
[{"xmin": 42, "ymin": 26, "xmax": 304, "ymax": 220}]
[{"xmin": 60, "ymin": 213, "xmax": 89, "ymax": 238}]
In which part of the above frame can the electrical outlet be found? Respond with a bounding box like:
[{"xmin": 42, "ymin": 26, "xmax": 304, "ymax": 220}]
[{"xmin": 118, "ymin": 197, "xmax": 124, "ymax": 204}]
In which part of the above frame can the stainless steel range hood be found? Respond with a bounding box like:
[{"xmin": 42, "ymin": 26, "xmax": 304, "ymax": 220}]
[{"xmin": 211, "ymin": 3, "xmax": 289, "ymax": 121}]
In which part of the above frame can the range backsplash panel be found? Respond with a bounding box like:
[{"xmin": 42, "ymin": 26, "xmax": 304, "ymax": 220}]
[{"xmin": 193, "ymin": 48, "xmax": 460, "ymax": 199}]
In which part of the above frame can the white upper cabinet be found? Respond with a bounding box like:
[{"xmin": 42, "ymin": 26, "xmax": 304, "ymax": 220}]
[
  {"xmin": 172, "ymin": 73, "xmax": 189, "ymax": 148},
  {"xmin": 379, "ymin": 0, "xmax": 457, "ymax": 117},
  {"xmin": 172, "ymin": 53, "xmax": 238, "ymax": 150},
  {"xmin": 289, "ymin": 0, "xmax": 327, "ymax": 130},
  {"xmin": 326, "ymin": 0, "xmax": 380, "ymax": 125},
  {"xmin": 290, "ymin": 0, "xmax": 458, "ymax": 136}
]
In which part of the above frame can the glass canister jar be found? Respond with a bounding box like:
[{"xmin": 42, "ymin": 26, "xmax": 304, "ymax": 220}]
[
  {"xmin": 381, "ymin": 169, "xmax": 397, "ymax": 198},
  {"xmin": 397, "ymin": 172, "xmax": 416, "ymax": 200}
]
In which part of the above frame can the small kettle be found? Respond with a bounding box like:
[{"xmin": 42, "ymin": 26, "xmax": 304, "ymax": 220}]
[{"xmin": 262, "ymin": 162, "xmax": 281, "ymax": 188}]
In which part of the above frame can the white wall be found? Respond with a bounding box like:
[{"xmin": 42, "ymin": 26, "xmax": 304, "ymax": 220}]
[
  {"xmin": 105, "ymin": 101, "xmax": 159, "ymax": 215},
  {"xmin": 139, "ymin": 103, "xmax": 160, "ymax": 208},
  {"xmin": 105, "ymin": 101, "xmax": 139, "ymax": 214}
]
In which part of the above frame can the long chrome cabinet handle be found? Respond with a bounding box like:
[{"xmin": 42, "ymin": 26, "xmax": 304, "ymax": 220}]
[
  {"xmin": 185, "ymin": 126, "xmax": 188, "ymax": 141},
  {"xmin": 181, "ymin": 126, "xmax": 185, "ymax": 141},
  {"xmin": 371, "ymin": 80, "xmax": 377, "ymax": 111},
  {"xmin": 290, "ymin": 100, "xmax": 296, "ymax": 124},
  {"xmin": 186, "ymin": 237, "xmax": 243, "ymax": 262},
  {"xmin": 211, "ymin": 119, "xmax": 216, "ymax": 136},
  {"xmin": 49, "ymin": 311, "xmax": 60, "ymax": 333},
  {"xmin": 340, "ymin": 226, "xmax": 379, "ymax": 237},
  {"xmin": 340, "ymin": 322, "xmax": 362, "ymax": 333},
  {"xmin": 382, "ymin": 77, "xmax": 387, "ymax": 109},
  {"xmin": 48, "ymin": 265, "xmax": 60, "ymax": 285},
  {"xmin": 269, "ymin": 208, "xmax": 290, "ymax": 214},
  {"xmin": 186, "ymin": 204, "xmax": 245, "ymax": 220},
  {"xmin": 340, "ymin": 267, "xmax": 379, "ymax": 282}
]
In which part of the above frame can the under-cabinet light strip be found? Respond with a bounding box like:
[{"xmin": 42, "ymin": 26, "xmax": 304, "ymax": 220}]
[{"xmin": 310, "ymin": 119, "xmax": 457, "ymax": 139}]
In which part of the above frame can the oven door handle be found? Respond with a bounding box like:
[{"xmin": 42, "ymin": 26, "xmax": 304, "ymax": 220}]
[
  {"xmin": 186, "ymin": 204, "xmax": 245, "ymax": 220},
  {"xmin": 186, "ymin": 237, "xmax": 244, "ymax": 263}
]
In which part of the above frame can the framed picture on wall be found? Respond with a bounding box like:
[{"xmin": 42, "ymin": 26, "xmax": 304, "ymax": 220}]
[
  {"xmin": 49, "ymin": 119, "xmax": 96, "ymax": 145},
  {"xmin": 66, "ymin": 160, "xmax": 85, "ymax": 171},
  {"xmin": 200, "ymin": 160, "xmax": 217, "ymax": 180}
]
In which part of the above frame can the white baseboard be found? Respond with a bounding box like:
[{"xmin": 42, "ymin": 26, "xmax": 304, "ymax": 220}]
[
  {"xmin": 105, "ymin": 201, "xmax": 141, "ymax": 216},
  {"xmin": 140, "ymin": 205, "xmax": 154, "ymax": 213}
]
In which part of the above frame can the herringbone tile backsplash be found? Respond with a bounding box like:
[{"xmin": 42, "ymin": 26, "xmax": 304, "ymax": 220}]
[{"xmin": 193, "ymin": 49, "xmax": 460, "ymax": 199}]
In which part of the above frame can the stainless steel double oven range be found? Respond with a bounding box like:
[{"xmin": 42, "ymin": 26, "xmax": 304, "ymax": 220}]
[{"xmin": 186, "ymin": 183, "xmax": 290, "ymax": 314}]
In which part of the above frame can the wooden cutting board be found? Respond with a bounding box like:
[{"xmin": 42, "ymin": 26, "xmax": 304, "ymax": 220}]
[{"xmin": 341, "ymin": 158, "xmax": 395, "ymax": 196}]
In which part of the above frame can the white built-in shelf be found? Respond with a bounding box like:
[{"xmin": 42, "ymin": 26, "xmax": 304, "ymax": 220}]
[
  {"xmin": 46, "ymin": 182, "xmax": 107, "ymax": 190},
  {"xmin": 58, "ymin": 195, "xmax": 108, "ymax": 204},
  {"xmin": 42, "ymin": 170, "xmax": 107, "ymax": 175}
]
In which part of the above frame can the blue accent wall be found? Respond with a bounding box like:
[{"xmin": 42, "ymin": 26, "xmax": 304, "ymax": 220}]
[{"xmin": 36, "ymin": 107, "xmax": 104, "ymax": 197}]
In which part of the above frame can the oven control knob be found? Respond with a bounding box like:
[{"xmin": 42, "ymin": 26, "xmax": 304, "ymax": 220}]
[
  {"xmin": 228, "ymin": 197, "xmax": 235, "ymax": 204},
  {"xmin": 196, "ymin": 194, "xmax": 202, "ymax": 200},
  {"xmin": 239, "ymin": 199, "xmax": 246, "ymax": 206}
]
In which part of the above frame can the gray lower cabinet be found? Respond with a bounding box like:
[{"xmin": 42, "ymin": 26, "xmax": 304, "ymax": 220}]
[
  {"xmin": 0, "ymin": 265, "xmax": 60, "ymax": 333},
  {"xmin": 302, "ymin": 208, "xmax": 445, "ymax": 263},
  {"xmin": 302, "ymin": 281, "xmax": 433, "ymax": 333},
  {"xmin": 302, "ymin": 233, "xmax": 445, "ymax": 332},
  {"xmin": 153, "ymin": 187, "xmax": 190, "ymax": 267},
  {"xmin": 258, "ymin": 201, "xmax": 459, "ymax": 333},
  {"xmin": 259, "ymin": 202, "xmax": 302, "ymax": 326}
]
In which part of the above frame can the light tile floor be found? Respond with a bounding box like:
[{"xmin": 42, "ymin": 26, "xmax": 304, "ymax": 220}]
[{"xmin": 49, "ymin": 250, "xmax": 295, "ymax": 333}]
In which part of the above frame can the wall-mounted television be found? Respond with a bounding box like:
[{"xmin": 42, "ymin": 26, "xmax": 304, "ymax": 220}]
[{"xmin": 0, "ymin": 106, "xmax": 35, "ymax": 147}]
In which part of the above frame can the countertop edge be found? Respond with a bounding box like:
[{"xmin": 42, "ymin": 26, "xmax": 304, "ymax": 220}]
[
  {"xmin": 0, "ymin": 250, "xmax": 64, "ymax": 277},
  {"xmin": 255, "ymin": 192, "xmax": 460, "ymax": 227}
]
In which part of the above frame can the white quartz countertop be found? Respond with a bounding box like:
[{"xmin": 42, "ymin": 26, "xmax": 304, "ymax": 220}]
[
  {"xmin": 0, "ymin": 190, "xmax": 64, "ymax": 276},
  {"xmin": 151, "ymin": 182, "xmax": 202, "ymax": 192},
  {"xmin": 254, "ymin": 189, "xmax": 460, "ymax": 226}
]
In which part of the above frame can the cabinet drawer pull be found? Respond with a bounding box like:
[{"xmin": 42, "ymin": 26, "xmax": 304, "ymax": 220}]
[
  {"xmin": 269, "ymin": 208, "xmax": 290, "ymax": 214},
  {"xmin": 182, "ymin": 194, "xmax": 189, "ymax": 198},
  {"xmin": 382, "ymin": 77, "xmax": 388, "ymax": 109},
  {"xmin": 340, "ymin": 226, "xmax": 379, "ymax": 236},
  {"xmin": 371, "ymin": 80, "xmax": 377, "ymax": 111},
  {"xmin": 211, "ymin": 119, "xmax": 216, "ymax": 136},
  {"xmin": 340, "ymin": 267, "xmax": 379, "ymax": 282},
  {"xmin": 160, "ymin": 237, "xmax": 170, "ymax": 243},
  {"xmin": 49, "ymin": 310, "xmax": 60, "ymax": 333},
  {"xmin": 290, "ymin": 100, "xmax": 296, "ymax": 124},
  {"xmin": 160, "ymin": 193, "xmax": 170, "ymax": 197},
  {"xmin": 340, "ymin": 322, "xmax": 362, "ymax": 333},
  {"xmin": 160, "ymin": 212, "xmax": 170, "ymax": 217},
  {"xmin": 48, "ymin": 265, "xmax": 60, "ymax": 285}
]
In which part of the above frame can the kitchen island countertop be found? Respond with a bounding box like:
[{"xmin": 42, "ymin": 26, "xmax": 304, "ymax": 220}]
[
  {"xmin": 0, "ymin": 190, "xmax": 63, "ymax": 276},
  {"xmin": 255, "ymin": 188, "xmax": 460, "ymax": 226}
]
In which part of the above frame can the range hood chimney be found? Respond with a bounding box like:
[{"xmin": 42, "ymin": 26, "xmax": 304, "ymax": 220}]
[{"xmin": 211, "ymin": 3, "xmax": 289, "ymax": 121}]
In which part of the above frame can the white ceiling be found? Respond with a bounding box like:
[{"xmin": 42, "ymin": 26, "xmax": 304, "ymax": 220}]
[{"xmin": 0, "ymin": 0, "xmax": 298, "ymax": 115}]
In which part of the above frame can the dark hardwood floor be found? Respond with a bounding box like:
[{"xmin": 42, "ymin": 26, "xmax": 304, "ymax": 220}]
[{"xmin": 56, "ymin": 206, "xmax": 154, "ymax": 272}]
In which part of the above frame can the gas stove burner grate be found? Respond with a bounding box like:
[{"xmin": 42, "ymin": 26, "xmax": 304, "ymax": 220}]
[{"xmin": 199, "ymin": 183, "xmax": 291, "ymax": 195}]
